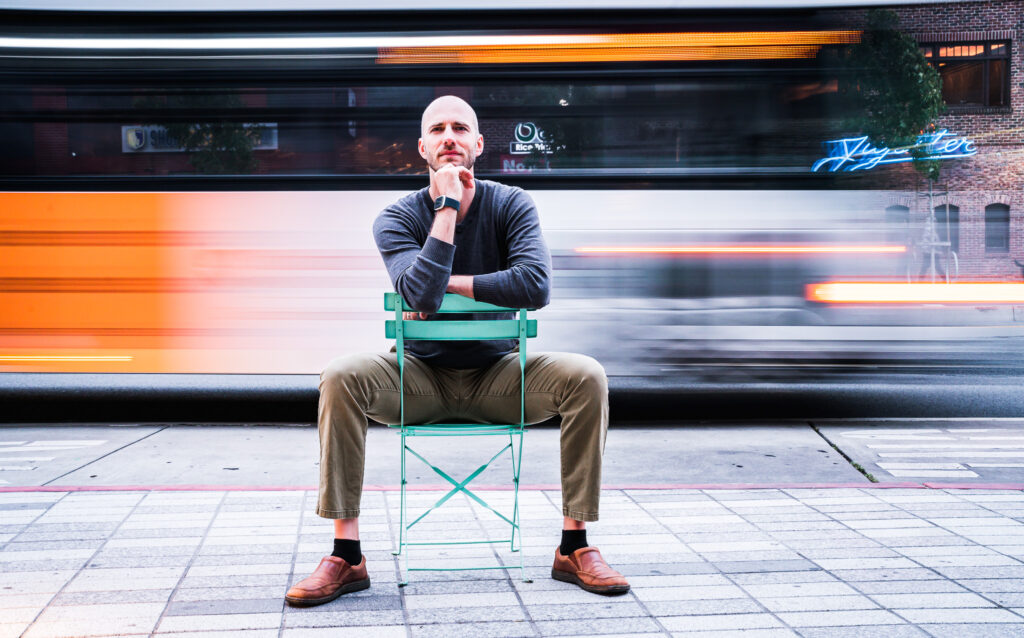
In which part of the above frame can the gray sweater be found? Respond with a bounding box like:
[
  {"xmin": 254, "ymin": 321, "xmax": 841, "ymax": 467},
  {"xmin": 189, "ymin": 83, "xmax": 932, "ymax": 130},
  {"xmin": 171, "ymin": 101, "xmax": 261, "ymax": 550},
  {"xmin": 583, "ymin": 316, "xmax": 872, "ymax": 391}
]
[{"xmin": 373, "ymin": 179, "xmax": 552, "ymax": 369}]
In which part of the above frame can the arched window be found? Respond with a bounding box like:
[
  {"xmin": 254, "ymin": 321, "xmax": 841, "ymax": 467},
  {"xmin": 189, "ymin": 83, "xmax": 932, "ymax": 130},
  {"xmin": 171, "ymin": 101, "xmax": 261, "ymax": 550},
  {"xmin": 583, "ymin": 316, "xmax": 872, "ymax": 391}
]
[
  {"xmin": 935, "ymin": 204, "xmax": 959, "ymax": 254},
  {"xmin": 885, "ymin": 205, "xmax": 909, "ymax": 245},
  {"xmin": 985, "ymin": 204, "xmax": 1010, "ymax": 253}
]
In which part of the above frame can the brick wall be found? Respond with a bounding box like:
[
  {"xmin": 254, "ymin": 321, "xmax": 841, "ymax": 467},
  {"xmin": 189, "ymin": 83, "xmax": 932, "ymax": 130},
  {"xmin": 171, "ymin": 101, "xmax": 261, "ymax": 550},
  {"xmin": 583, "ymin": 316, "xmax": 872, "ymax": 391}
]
[{"xmin": 834, "ymin": 1, "xmax": 1024, "ymax": 279}]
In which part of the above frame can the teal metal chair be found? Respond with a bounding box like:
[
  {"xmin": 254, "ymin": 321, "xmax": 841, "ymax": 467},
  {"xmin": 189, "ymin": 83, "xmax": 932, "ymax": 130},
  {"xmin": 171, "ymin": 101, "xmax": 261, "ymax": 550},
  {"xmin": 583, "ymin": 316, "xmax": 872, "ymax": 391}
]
[{"xmin": 384, "ymin": 292, "xmax": 537, "ymax": 585}]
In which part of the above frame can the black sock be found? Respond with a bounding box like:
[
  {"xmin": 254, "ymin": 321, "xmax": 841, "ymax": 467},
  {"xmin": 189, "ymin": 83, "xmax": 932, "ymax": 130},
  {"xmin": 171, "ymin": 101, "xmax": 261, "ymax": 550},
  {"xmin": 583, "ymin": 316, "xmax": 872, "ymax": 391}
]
[
  {"xmin": 332, "ymin": 539, "xmax": 362, "ymax": 566},
  {"xmin": 560, "ymin": 529, "xmax": 588, "ymax": 556}
]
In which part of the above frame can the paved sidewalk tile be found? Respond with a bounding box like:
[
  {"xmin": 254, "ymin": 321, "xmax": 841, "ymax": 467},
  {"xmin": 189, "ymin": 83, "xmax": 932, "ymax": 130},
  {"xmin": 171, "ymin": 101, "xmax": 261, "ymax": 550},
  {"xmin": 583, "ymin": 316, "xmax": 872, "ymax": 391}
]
[{"xmin": 4, "ymin": 486, "xmax": 1024, "ymax": 638}]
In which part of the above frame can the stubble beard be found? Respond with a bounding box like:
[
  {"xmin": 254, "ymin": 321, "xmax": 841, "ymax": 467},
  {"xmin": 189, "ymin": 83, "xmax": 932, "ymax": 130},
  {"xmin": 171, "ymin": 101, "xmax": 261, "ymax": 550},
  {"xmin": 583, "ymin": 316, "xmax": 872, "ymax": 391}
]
[{"xmin": 429, "ymin": 149, "xmax": 475, "ymax": 173}]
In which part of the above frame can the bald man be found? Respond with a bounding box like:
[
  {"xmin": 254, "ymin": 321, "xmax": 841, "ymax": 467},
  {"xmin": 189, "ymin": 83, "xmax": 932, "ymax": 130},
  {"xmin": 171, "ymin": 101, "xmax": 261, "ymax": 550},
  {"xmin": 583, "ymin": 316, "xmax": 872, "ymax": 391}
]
[{"xmin": 285, "ymin": 96, "xmax": 628, "ymax": 606}]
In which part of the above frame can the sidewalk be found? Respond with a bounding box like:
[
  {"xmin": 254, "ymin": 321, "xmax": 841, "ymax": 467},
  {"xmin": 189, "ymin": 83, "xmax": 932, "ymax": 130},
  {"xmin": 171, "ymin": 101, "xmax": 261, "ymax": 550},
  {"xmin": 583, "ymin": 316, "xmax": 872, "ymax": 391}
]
[{"xmin": 4, "ymin": 483, "xmax": 1024, "ymax": 637}]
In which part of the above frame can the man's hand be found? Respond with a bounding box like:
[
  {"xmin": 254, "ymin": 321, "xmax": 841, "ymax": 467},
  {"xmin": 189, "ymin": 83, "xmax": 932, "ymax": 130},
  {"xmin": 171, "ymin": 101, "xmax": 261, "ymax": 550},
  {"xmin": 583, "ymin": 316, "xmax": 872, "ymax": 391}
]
[{"xmin": 431, "ymin": 164, "xmax": 473, "ymax": 205}]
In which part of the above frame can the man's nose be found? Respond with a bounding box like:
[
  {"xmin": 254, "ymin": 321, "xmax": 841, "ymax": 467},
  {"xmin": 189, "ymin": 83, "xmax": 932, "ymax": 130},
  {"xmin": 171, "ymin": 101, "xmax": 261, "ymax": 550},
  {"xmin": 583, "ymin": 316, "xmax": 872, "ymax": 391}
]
[{"xmin": 441, "ymin": 126, "xmax": 456, "ymax": 144}]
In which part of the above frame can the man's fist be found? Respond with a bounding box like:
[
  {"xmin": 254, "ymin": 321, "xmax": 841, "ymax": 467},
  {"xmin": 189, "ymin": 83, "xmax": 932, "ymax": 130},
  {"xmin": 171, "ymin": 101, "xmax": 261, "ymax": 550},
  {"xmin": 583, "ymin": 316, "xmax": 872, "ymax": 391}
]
[{"xmin": 431, "ymin": 165, "xmax": 473, "ymax": 204}]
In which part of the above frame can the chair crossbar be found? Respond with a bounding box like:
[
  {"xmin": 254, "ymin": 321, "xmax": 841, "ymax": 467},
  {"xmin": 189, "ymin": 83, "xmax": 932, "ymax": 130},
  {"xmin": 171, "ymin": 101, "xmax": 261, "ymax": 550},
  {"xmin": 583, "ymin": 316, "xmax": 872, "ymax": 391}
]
[
  {"xmin": 389, "ymin": 423, "xmax": 523, "ymax": 436},
  {"xmin": 386, "ymin": 319, "xmax": 537, "ymax": 340},
  {"xmin": 408, "ymin": 565, "xmax": 515, "ymax": 572},
  {"xmin": 385, "ymin": 292, "xmax": 521, "ymax": 313},
  {"xmin": 404, "ymin": 540, "xmax": 512, "ymax": 547}
]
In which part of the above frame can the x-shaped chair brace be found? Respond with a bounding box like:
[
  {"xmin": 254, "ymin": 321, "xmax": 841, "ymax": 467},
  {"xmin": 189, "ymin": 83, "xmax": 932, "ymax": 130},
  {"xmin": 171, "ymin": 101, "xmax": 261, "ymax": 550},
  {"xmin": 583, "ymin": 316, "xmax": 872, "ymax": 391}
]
[{"xmin": 403, "ymin": 440, "xmax": 520, "ymax": 531}]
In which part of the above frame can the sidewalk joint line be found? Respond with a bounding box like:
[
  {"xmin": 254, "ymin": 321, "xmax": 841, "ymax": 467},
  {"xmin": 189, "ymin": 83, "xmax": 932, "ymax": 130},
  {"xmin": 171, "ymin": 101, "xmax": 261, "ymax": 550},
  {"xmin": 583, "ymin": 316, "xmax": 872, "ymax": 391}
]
[{"xmin": 40, "ymin": 426, "xmax": 169, "ymax": 487}]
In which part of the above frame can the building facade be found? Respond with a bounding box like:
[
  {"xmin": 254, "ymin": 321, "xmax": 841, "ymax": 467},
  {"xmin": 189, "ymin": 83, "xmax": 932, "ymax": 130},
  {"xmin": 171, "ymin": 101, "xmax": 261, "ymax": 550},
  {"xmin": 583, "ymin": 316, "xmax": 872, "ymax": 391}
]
[{"xmin": 839, "ymin": 1, "xmax": 1023, "ymax": 280}]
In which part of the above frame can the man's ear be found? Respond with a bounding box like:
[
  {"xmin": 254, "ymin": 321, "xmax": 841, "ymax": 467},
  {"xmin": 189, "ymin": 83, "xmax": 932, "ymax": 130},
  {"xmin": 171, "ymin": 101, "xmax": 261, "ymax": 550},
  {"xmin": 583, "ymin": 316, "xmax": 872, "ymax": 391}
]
[
  {"xmin": 476, "ymin": 134, "xmax": 484, "ymax": 156},
  {"xmin": 417, "ymin": 137, "xmax": 427, "ymax": 160}
]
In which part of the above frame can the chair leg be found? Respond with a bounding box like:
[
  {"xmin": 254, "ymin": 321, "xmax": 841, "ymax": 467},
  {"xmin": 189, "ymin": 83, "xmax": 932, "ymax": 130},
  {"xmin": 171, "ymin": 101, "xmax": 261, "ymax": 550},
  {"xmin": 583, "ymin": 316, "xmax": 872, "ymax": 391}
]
[
  {"xmin": 398, "ymin": 429, "xmax": 409, "ymax": 586},
  {"xmin": 510, "ymin": 429, "xmax": 530, "ymax": 582}
]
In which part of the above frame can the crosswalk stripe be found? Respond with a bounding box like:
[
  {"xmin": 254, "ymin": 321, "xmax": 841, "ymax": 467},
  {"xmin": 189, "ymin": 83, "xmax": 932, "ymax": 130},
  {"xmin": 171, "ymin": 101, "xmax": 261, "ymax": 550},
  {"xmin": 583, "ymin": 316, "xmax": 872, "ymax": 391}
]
[
  {"xmin": 877, "ymin": 463, "xmax": 966, "ymax": 470},
  {"xmin": 880, "ymin": 452, "xmax": 1024, "ymax": 458},
  {"xmin": 885, "ymin": 470, "xmax": 978, "ymax": 478}
]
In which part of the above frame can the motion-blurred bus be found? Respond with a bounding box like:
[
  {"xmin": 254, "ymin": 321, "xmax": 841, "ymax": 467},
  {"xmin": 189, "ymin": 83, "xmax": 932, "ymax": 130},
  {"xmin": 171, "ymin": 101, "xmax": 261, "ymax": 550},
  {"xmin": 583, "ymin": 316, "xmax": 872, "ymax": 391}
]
[{"xmin": 2, "ymin": 0, "xmax": 1021, "ymax": 384}]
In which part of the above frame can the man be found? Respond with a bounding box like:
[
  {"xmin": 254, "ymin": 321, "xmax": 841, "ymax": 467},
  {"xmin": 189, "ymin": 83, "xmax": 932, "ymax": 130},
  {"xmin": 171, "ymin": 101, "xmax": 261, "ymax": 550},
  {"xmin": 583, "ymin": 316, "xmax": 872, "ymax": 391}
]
[{"xmin": 285, "ymin": 95, "xmax": 628, "ymax": 607}]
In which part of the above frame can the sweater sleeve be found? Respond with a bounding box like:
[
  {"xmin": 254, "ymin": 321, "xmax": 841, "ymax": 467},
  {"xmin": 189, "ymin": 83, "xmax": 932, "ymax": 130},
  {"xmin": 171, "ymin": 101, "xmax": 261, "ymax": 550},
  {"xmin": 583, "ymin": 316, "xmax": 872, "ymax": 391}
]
[
  {"xmin": 373, "ymin": 206, "xmax": 455, "ymax": 313},
  {"xmin": 472, "ymin": 188, "xmax": 552, "ymax": 309}
]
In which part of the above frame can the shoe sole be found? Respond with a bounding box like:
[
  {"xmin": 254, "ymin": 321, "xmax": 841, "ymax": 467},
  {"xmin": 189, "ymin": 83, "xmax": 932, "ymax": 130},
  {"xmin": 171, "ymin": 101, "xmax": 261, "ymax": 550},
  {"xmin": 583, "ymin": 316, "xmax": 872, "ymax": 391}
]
[
  {"xmin": 285, "ymin": 578, "xmax": 370, "ymax": 607},
  {"xmin": 551, "ymin": 568, "xmax": 630, "ymax": 595}
]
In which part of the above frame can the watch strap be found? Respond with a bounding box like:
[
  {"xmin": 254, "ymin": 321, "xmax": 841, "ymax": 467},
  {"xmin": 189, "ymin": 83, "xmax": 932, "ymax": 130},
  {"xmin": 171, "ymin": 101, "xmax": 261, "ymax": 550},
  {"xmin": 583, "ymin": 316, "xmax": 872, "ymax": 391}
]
[{"xmin": 434, "ymin": 196, "xmax": 460, "ymax": 213}]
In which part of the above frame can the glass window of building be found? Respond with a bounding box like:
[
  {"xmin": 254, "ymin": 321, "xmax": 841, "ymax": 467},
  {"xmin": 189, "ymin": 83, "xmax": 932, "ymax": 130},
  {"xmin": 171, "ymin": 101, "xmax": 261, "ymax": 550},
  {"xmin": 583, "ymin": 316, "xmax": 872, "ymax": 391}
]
[
  {"xmin": 984, "ymin": 203, "xmax": 1010, "ymax": 253},
  {"xmin": 935, "ymin": 204, "xmax": 959, "ymax": 254},
  {"xmin": 919, "ymin": 41, "xmax": 1010, "ymax": 107}
]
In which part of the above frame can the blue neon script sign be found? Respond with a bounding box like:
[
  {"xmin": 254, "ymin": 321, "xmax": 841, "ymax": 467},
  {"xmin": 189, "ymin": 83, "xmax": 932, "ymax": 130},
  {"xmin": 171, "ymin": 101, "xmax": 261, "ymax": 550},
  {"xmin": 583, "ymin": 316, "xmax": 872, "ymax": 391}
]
[{"xmin": 812, "ymin": 129, "xmax": 977, "ymax": 172}]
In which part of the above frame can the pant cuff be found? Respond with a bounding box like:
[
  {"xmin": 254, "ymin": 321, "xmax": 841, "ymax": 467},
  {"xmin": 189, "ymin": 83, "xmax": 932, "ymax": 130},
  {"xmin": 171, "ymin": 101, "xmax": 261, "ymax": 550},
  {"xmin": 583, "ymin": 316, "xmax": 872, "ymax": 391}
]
[
  {"xmin": 563, "ymin": 507, "xmax": 599, "ymax": 522},
  {"xmin": 316, "ymin": 506, "xmax": 361, "ymax": 519}
]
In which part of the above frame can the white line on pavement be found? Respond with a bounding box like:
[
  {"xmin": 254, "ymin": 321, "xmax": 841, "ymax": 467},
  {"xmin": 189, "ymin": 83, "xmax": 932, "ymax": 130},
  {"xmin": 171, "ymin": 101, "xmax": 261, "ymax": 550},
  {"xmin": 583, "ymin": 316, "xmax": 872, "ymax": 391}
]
[
  {"xmin": 885, "ymin": 470, "xmax": 979, "ymax": 478},
  {"xmin": 877, "ymin": 463, "xmax": 967, "ymax": 470},
  {"xmin": 879, "ymin": 452, "xmax": 1024, "ymax": 458}
]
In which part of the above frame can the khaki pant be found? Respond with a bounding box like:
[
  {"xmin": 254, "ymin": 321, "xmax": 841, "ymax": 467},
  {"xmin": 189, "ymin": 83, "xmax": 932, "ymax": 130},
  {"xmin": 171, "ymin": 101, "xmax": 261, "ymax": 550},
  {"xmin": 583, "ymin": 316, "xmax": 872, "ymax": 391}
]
[{"xmin": 316, "ymin": 350, "xmax": 609, "ymax": 522}]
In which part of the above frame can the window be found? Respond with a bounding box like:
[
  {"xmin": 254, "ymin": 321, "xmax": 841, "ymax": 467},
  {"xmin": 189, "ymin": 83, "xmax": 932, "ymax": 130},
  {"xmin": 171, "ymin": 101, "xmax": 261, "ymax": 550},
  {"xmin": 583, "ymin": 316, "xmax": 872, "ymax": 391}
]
[
  {"xmin": 920, "ymin": 41, "xmax": 1010, "ymax": 107},
  {"xmin": 935, "ymin": 204, "xmax": 959, "ymax": 254},
  {"xmin": 985, "ymin": 204, "xmax": 1010, "ymax": 253},
  {"xmin": 885, "ymin": 205, "xmax": 909, "ymax": 245}
]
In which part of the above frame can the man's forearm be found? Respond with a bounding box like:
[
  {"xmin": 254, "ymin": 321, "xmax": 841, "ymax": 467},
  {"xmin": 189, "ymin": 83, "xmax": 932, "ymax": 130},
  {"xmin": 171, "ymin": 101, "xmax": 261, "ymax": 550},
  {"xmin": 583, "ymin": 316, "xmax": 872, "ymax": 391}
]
[
  {"xmin": 446, "ymin": 274, "xmax": 474, "ymax": 298},
  {"xmin": 429, "ymin": 209, "xmax": 457, "ymax": 244}
]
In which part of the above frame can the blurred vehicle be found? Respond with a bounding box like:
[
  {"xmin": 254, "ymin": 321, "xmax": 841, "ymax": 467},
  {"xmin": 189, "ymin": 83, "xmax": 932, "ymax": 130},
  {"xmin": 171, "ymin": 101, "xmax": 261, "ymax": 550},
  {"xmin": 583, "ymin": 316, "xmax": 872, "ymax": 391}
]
[{"xmin": 1, "ymin": 1, "xmax": 1021, "ymax": 384}]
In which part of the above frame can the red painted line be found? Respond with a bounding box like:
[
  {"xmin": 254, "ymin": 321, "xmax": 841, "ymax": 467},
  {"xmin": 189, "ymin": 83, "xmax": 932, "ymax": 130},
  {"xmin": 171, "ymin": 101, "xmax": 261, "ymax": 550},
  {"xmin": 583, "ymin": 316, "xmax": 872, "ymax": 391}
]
[
  {"xmin": 0, "ymin": 481, "xmax": 933, "ymax": 493},
  {"xmin": 923, "ymin": 482, "xmax": 1024, "ymax": 490}
]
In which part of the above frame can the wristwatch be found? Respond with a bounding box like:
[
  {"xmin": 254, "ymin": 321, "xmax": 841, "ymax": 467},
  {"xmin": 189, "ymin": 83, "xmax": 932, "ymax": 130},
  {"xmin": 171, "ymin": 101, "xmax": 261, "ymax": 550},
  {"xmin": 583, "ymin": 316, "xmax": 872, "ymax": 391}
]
[{"xmin": 433, "ymin": 196, "xmax": 460, "ymax": 213}]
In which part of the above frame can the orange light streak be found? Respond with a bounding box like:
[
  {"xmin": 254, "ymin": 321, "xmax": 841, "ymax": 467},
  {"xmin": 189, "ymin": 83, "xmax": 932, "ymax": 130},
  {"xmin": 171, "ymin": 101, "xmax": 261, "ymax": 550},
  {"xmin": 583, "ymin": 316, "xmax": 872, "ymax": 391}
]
[
  {"xmin": 0, "ymin": 355, "xmax": 133, "ymax": 362},
  {"xmin": 574, "ymin": 245, "xmax": 907, "ymax": 255},
  {"xmin": 378, "ymin": 30, "xmax": 860, "ymax": 65},
  {"xmin": 807, "ymin": 282, "xmax": 1024, "ymax": 304}
]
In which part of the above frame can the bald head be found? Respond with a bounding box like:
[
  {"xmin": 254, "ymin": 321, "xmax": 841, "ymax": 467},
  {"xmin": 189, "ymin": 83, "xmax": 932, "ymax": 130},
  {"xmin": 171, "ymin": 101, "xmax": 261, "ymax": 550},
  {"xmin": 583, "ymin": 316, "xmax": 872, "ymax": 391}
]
[
  {"xmin": 418, "ymin": 95, "xmax": 484, "ymax": 173},
  {"xmin": 420, "ymin": 95, "xmax": 479, "ymax": 137}
]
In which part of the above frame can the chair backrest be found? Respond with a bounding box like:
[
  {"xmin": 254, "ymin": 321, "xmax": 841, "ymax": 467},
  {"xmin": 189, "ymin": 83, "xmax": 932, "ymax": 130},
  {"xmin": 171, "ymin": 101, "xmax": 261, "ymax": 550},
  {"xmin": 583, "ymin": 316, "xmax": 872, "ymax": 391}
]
[{"xmin": 384, "ymin": 292, "xmax": 538, "ymax": 426}]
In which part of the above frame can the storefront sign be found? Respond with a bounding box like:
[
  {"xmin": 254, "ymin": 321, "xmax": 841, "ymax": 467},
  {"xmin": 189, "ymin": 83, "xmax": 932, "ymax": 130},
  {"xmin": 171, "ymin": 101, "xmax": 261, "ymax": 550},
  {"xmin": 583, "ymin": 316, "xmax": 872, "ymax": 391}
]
[
  {"xmin": 812, "ymin": 129, "xmax": 977, "ymax": 172},
  {"xmin": 121, "ymin": 124, "xmax": 278, "ymax": 153},
  {"xmin": 509, "ymin": 122, "xmax": 553, "ymax": 155}
]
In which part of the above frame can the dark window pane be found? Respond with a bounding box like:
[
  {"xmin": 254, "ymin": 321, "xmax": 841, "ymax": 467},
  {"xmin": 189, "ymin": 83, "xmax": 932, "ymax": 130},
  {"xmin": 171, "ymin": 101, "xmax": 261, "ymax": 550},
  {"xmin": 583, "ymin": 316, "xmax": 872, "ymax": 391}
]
[
  {"xmin": 989, "ymin": 59, "xmax": 1007, "ymax": 107},
  {"xmin": 990, "ymin": 42, "xmax": 1007, "ymax": 55},
  {"xmin": 921, "ymin": 46, "xmax": 933, "ymax": 58},
  {"xmin": 935, "ymin": 204, "xmax": 959, "ymax": 254},
  {"xmin": 940, "ymin": 61, "xmax": 985, "ymax": 105},
  {"xmin": 0, "ymin": 79, "xmax": 843, "ymax": 179},
  {"xmin": 985, "ymin": 204, "xmax": 1010, "ymax": 253}
]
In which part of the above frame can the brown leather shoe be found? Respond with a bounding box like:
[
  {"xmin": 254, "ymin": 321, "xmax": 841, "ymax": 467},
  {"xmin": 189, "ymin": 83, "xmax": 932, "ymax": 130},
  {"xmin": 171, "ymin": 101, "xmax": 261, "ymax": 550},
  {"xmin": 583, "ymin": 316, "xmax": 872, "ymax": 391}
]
[
  {"xmin": 285, "ymin": 555, "xmax": 370, "ymax": 607},
  {"xmin": 551, "ymin": 546, "xmax": 630, "ymax": 595}
]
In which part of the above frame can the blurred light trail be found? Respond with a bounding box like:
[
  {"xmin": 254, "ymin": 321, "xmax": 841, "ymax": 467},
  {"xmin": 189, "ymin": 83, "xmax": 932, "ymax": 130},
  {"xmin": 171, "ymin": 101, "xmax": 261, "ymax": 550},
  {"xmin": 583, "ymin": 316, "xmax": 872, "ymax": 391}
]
[
  {"xmin": 0, "ymin": 356, "xmax": 133, "ymax": 362},
  {"xmin": 378, "ymin": 30, "xmax": 860, "ymax": 64},
  {"xmin": 808, "ymin": 282, "xmax": 1024, "ymax": 304},
  {"xmin": 575, "ymin": 245, "xmax": 906, "ymax": 255},
  {"xmin": 0, "ymin": 31, "xmax": 859, "ymax": 53}
]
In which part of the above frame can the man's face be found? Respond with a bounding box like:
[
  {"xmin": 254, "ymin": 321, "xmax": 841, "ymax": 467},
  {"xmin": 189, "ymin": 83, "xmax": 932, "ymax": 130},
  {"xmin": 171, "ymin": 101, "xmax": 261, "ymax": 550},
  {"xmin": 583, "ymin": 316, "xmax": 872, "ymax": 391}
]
[{"xmin": 418, "ymin": 99, "xmax": 484, "ymax": 173}]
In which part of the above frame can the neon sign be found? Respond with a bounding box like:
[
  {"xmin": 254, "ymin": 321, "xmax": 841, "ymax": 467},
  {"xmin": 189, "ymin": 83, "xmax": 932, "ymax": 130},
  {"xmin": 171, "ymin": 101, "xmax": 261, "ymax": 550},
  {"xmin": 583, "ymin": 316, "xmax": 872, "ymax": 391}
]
[
  {"xmin": 812, "ymin": 129, "xmax": 977, "ymax": 172},
  {"xmin": 509, "ymin": 122, "xmax": 554, "ymax": 155}
]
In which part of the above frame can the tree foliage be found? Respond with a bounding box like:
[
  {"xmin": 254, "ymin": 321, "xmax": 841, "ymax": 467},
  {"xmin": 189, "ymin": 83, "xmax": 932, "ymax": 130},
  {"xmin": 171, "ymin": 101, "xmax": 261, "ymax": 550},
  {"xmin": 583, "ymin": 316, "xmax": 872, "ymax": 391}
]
[
  {"xmin": 135, "ymin": 92, "xmax": 264, "ymax": 175},
  {"xmin": 840, "ymin": 9, "xmax": 945, "ymax": 178}
]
